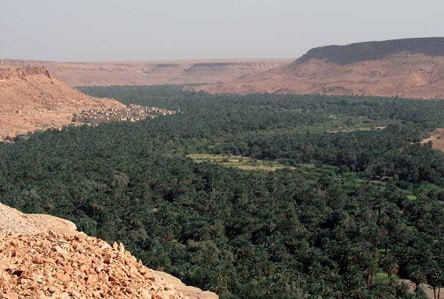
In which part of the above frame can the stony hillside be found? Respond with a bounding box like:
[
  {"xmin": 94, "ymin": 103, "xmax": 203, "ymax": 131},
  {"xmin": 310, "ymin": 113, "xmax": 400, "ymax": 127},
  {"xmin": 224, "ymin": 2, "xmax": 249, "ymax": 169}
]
[
  {"xmin": 0, "ymin": 203, "xmax": 218, "ymax": 299},
  {"xmin": 198, "ymin": 37, "xmax": 444, "ymax": 99},
  {"xmin": 0, "ymin": 59, "xmax": 291, "ymax": 87},
  {"xmin": 0, "ymin": 66, "xmax": 173, "ymax": 141}
]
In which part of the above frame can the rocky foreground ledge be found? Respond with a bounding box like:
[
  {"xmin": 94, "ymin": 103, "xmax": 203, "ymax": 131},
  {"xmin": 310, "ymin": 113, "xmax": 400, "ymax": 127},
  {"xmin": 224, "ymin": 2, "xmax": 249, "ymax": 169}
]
[{"xmin": 0, "ymin": 203, "xmax": 217, "ymax": 299}]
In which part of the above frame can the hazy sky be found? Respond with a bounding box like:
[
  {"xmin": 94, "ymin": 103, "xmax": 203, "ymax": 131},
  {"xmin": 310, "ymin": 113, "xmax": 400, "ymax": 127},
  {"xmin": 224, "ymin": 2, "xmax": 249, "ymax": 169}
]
[{"xmin": 1, "ymin": 0, "xmax": 443, "ymax": 61}]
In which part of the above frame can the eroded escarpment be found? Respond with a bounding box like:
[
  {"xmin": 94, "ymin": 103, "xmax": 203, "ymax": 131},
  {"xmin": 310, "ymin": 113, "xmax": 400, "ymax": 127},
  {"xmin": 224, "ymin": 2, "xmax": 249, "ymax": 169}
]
[{"xmin": 0, "ymin": 66, "xmax": 51, "ymax": 80}]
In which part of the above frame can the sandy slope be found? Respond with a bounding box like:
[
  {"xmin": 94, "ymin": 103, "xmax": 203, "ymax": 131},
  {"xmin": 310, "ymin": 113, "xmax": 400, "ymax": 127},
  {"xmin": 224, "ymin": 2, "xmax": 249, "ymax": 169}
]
[
  {"xmin": 198, "ymin": 53, "xmax": 444, "ymax": 99},
  {"xmin": 0, "ymin": 66, "xmax": 125, "ymax": 140},
  {"xmin": 422, "ymin": 128, "xmax": 444, "ymax": 152}
]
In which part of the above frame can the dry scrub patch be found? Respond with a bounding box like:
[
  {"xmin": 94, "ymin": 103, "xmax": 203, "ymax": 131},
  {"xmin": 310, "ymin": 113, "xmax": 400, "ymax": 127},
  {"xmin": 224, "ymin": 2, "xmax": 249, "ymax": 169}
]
[
  {"xmin": 421, "ymin": 128, "xmax": 444, "ymax": 152},
  {"xmin": 188, "ymin": 154, "xmax": 294, "ymax": 171}
]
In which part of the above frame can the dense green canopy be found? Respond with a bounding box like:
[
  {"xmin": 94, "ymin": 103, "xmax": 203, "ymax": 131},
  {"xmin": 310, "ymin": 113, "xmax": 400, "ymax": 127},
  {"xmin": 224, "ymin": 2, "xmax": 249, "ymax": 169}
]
[{"xmin": 1, "ymin": 86, "xmax": 443, "ymax": 298}]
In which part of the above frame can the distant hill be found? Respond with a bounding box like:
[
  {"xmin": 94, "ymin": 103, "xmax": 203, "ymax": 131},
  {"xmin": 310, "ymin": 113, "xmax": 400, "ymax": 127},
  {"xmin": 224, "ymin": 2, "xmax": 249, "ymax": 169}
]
[
  {"xmin": 0, "ymin": 59, "xmax": 291, "ymax": 87},
  {"xmin": 295, "ymin": 37, "xmax": 444, "ymax": 65},
  {"xmin": 197, "ymin": 37, "xmax": 444, "ymax": 99}
]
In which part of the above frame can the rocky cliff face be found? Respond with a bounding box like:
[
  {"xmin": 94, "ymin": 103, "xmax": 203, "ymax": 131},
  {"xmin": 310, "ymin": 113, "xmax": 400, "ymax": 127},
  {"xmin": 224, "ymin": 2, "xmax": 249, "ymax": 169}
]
[
  {"xmin": 0, "ymin": 203, "xmax": 218, "ymax": 299},
  {"xmin": 0, "ymin": 67, "xmax": 173, "ymax": 141},
  {"xmin": 0, "ymin": 66, "xmax": 51, "ymax": 80},
  {"xmin": 198, "ymin": 38, "xmax": 444, "ymax": 99}
]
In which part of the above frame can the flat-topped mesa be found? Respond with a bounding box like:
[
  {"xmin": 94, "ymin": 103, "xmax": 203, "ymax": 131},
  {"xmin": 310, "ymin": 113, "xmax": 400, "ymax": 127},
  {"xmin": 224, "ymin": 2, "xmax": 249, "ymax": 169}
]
[
  {"xmin": 0, "ymin": 66, "xmax": 50, "ymax": 80},
  {"xmin": 294, "ymin": 37, "xmax": 444, "ymax": 65},
  {"xmin": 198, "ymin": 37, "xmax": 444, "ymax": 99}
]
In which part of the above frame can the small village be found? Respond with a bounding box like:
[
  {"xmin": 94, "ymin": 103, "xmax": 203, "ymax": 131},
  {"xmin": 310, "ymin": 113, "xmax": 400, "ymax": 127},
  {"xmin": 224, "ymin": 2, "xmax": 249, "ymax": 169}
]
[{"xmin": 72, "ymin": 104, "xmax": 175, "ymax": 124}]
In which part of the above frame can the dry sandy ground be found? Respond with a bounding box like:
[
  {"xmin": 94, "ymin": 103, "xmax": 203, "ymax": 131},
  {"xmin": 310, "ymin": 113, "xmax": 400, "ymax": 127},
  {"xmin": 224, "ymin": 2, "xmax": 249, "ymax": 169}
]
[
  {"xmin": 0, "ymin": 66, "xmax": 125, "ymax": 141},
  {"xmin": 0, "ymin": 59, "xmax": 291, "ymax": 87},
  {"xmin": 401, "ymin": 279, "xmax": 443, "ymax": 299},
  {"xmin": 422, "ymin": 128, "xmax": 444, "ymax": 152},
  {"xmin": 197, "ymin": 53, "xmax": 444, "ymax": 100}
]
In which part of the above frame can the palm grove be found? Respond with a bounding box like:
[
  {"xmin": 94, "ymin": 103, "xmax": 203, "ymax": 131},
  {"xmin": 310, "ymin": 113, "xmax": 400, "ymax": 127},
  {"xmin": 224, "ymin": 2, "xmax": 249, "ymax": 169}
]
[{"xmin": 0, "ymin": 85, "xmax": 443, "ymax": 298}]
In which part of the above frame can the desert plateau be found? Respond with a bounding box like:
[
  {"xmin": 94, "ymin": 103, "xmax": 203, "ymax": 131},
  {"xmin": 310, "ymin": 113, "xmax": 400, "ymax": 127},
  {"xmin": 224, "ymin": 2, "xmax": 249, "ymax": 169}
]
[
  {"xmin": 196, "ymin": 38, "xmax": 444, "ymax": 99},
  {"xmin": 1, "ymin": 11, "xmax": 443, "ymax": 297}
]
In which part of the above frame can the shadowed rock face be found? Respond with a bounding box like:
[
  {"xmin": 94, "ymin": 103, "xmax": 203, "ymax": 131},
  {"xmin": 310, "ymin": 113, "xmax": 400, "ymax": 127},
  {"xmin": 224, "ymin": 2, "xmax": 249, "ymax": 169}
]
[
  {"xmin": 294, "ymin": 37, "xmax": 444, "ymax": 65},
  {"xmin": 197, "ymin": 37, "xmax": 444, "ymax": 99}
]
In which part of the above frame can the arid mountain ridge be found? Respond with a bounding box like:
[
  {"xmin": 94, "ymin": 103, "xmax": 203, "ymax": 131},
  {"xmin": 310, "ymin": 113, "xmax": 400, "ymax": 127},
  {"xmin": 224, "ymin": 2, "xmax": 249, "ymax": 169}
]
[
  {"xmin": 0, "ymin": 59, "xmax": 291, "ymax": 87},
  {"xmin": 3, "ymin": 38, "xmax": 443, "ymax": 99},
  {"xmin": 197, "ymin": 37, "xmax": 444, "ymax": 99}
]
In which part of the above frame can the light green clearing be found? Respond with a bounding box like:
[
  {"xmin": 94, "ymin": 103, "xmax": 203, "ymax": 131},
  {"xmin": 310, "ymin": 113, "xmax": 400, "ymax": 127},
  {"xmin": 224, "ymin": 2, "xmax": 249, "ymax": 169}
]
[
  {"xmin": 406, "ymin": 195, "xmax": 418, "ymax": 201},
  {"xmin": 374, "ymin": 272, "xmax": 400, "ymax": 284},
  {"xmin": 187, "ymin": 154, "xmax": 296, "ymax": 171}
]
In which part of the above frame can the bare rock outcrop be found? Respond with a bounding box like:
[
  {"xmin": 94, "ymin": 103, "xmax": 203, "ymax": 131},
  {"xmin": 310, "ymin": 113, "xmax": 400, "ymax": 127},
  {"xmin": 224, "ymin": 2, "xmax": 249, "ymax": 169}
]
[
  {"xmin": 0, "ymin": 203, "xmax": 76, "ymax": 236},
  {"xmin": 0, "ymin": 203, "xmax": 218, "ymax": 299},
  {"xmin": 0, "ymin": 233, "xmax": 188, "ymax": 299},
  {"xmin": 0, "ymin": 66, "xmax": 51, "ymax": 80}
]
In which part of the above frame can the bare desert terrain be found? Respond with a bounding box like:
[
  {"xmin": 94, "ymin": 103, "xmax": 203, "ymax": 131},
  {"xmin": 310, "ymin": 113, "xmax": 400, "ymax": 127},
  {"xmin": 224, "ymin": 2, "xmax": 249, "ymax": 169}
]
[
  {"xmin": 0, "ymin": 59, "xmax": 291, "ymax": 87},
  {"xmin": 1, "ymin": 37, "xmax": 443, "ymax": 299},
  {"xmin": 197, "ymin": 54, "xmax": 444, "ymax": 99},
  {"xmin": 0, "ymin": 66, "xmax": 174, "ymax": 141},
  {"xmin": 197, "ymin": 38, "xmax": 444, "ymax": 100}
]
